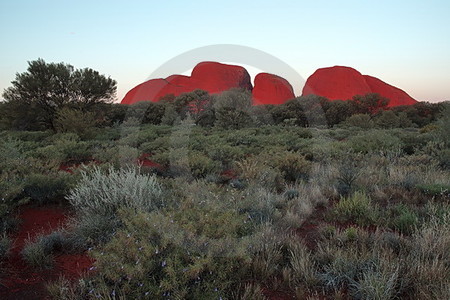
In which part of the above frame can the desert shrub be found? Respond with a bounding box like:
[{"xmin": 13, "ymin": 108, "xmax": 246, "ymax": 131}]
[
  {"xmin": 36, "ymin": 133, "xmax": 92, "ymax": 163},
  {"xmin": 413, "ymin": 210, "xmax": 450, "ymax": 261},
  {"xmin": 93, "ymin": 144, "xmax": 139, "ymax": 167},
  {"xmin": 335, "ymin": 156, "xmax": 362, "ymax": 197},
  {"xmin": 416, "ymin": 183, "xmax": 450, "ymax": 198},
  {"xmin": 284, "ymin": 189, "xmax": 300, "ymax": 200},
  {"xmin": 347, "ymin": 130, "xmax": 402, "ymax": 153},
  {"xmin": 235, "ymin": 156, "xmax": 267, "ymax": 181},
  {"xmin": 332, "ymin": 191, "xmax": 379, "ymax": 226},
  {"xmin": 374, "ymin": 110, "xmax": 401, "ymax": 128},
  {"xmin": 289, "ymin": 241, "xmax": 318, "ymax": 287},
  {"xmin": 38, "ymin": 231, "xmax": 69, "ymax": 253},
  {"xmin": 139, "ymin": 136, "xmax": 170, "ymax": 153},
  {"xmin": 67, "ymin": 166, "xmax": 164, "ymax": 216},
  {"xmin": 54, "ymin": 107, "xmax": 97, "ymax": 139},
  {"xmin": 93, "ymin": 126, "xmax": 121, "ymax": 141},
  {"xmin": 437, "ymin": 148, "xmax": 450, "ymax": 170},
  {"xmin": 238, "ymin": 283, "xmax": 267, "ymax": 300},
  {"xmin": 274, "ymin": 151, "xmax": 312, "ymax": 183},
  {"xmin": 83, "ymin": 207, "xmax": 253, "ymax": 299},
  {"xmin": 318, "ymin": 249, "xmax": 374, "ymax": 292},
  {"xmin": 388, "ymin": 204, "xmax": 419, "ymax": 235},
  {"xmin": 0, "ymin": 138, "xmax": 50, "ymax": 209},
  {"xmin": 251, "ymin": 241, "xmax": 284, "ymax": 281},
  {"xmin": 21, "ymin": 238, "xmax": 54, "ymax": 269},
  {"xmin": 315, "ymin": 230, "xmax": 399, "ymax": 296},
  {"xmin": 0, "ymin": 172, "xmax": 26, "ymax": 214},
  {"xmin": 188, "ymin": 151, "xmax": 220, "ymax": 179},
  {"xmin": 419, "ymin": 123, "xmax": 439, "ymax": 134},
  {"xmin": 68, "ymin": 213, "xmax": 121, "ymax": 247},
  {"xmin": 23, "ymin": 172, "xmax": 73, "ymax": 203},
  {"xmin": 209, "ymin": 144, "xmax": 245, "ymax": 166},
  {"xmin": 314, "ymin": 208, "xmax": 449, "ymax": 299},
  {"xmin": 404, "ymin": 212, "xmax": 450, "ymax": 299},
  {"xmin": 46, "ymin": 276, "xmax": 85, "ymax": 300},
  {"xmin": 214, "ymin": 89, "xmax": 254, "ymax": 129},
  {"xmin": 0, "ymin": 234, "xmax": 11, "ymax": 260},
  {"xmin": 343, "ymin": 114, "xmax": 374, "ymax": 129},
  {"xmin": 237, "ymin": 187, "xmax": 278, "ymax": 225},
  {"xmin": 350, "ymin": 265, "xmax": 399, "ymax": 300},
  {"xmin": 21, "ymin": 231, "xmax": 76, "ymax": 269}
]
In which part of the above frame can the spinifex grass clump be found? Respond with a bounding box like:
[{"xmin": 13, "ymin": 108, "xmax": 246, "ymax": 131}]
[
  {"xmin": 332, "ymin": 191, "xmax": 379, "ymax": 227},
  {"xmin": 0, "ymin": 234, "xmax": 11, "ymax": 260}
]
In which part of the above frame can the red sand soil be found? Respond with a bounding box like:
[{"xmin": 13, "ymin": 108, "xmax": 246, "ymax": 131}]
[
  {"xmin": 138, "ymin": 153, "xmax": 163, "ymax": 169},
  {"xmin": 59, "ymin": 158, "xmax": 100, "ymax": 173},
  {"xmin": 0, "ymin": 205, "xmax": 93, "ymax": 299}
]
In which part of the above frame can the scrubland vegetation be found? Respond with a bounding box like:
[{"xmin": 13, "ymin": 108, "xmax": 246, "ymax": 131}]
[{"xmin": 1, "ymin": 60, "xmax": 449, "ymax": 299}]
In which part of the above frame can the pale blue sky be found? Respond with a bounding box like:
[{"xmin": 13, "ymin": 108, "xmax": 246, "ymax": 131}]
[{"xmin": 1, "ymin": 0, "xmax": 449, "ymax": 102}]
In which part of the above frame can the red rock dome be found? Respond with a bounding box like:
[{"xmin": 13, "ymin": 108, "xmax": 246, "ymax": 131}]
[
  {"xmin": 302, "ymin": 66, "xmax": 371, "ymax": 101},
  {"xmin": 252, "ymin": 73, "xmax": 295, "ymax": 105},
  {"xmin": 302, "ymin": 66, "xmax": 417, "ymax": 107},
  {"xmin": 191, "ymin": 61, "xmax": 253, "ymax": 93},
  {"xmin": 363, "ymin": 75, "xmax": 417, "ymax": 107},
  {"xmin": 121, "ymin": 62, "xmax": 252, "ymax": 105}
]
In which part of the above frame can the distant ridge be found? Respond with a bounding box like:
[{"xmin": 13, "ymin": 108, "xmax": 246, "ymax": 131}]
[{"xmin": 122, "ymin": 63, "xmax": 417, "ymax": 107}]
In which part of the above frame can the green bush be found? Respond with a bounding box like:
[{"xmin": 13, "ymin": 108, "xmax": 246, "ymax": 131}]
[
  {"xmin": 343, "ymin": 114, "xmax": 374, "ymax": 129},
  {"xmin": 0, "ymin": 234, "xmax": 11, "ymax": 260},
  {"xmin": 21, "ymin": 231, "xmax": 76, "ymax": 269},
  {"xmin": 289, "ymin": 241, "xmax": 318, "ymax": 286},
  {"xmin": 36, "ymin": 133, "xmax": 92, "ymax": 163},
  {"xmin": 85, "ymin": 208, "xmax": 253, "ymax": 299},
  {"xmin": 348, "ymin": 130, "xmax": 403, "ymax": 153},
  {"xmin": 21, "ymin": 238, "xmax": 54, "ymax": 269},
  {"xmin": 416, "ymin": 183, "xmax": 450, "ymax": 197},
  {"xmin": 274, "ymin": 151, "xmax": 312, "ymax": 183},
  {"xmin": 23, "ymin": 172, "xmax": 73, "ymax": 203},
  {"xmin": 54, "ymin": 107, "xmax": 97, "ymax": 139},
  {"xmin": 92, "ymin": 144, "xmax": 139, "ymax": 167},
  {"xmin": 332, "ymin": 192, "xmax": 379, "ymax": 226},
  {"xmin": 335, "ymin": 157, "xmax": 361, "ymax": 196},
  {"xmin": 188, "ymin": 151, "xmax": 220, "ymax": 179},
  {"xmin": 350, "ymin": 268, "xmax": 399, "ymax": 300},
  {"xmin": 389, "ymin": 205, "xmax": 419, "ymax": 235},
  {"xmin": 214, "ymin": 89, "xmax": 254, "ymax": 129},
  {"xmin": 65, "ymin": 213, "xmax": 122, "ymax": 249},
  {"xmin": 374, "ymin": 110, "xmax": 401, "ymax": 128},
  {"xmin": 209, "ymin": 144, "xmax": 245, "ymax": 167}
]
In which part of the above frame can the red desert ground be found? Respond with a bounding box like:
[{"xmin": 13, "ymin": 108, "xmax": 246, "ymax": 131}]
[{"xmin": 121, "ymin": 61, "xmax": 417, "ymax": 107}]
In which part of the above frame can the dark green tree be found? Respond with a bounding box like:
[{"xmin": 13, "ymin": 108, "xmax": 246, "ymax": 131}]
[
  {"xmin": 2, "ymin": 58, "xmax": 116, "ymax": 130},
  {"xmin": 213, "ymin": 89, "xmax": 253, "ymax": 129},
  {"xmin": 374, "ymin": 110, "xmax": 401, "ymax": 128},
  {"xmin": 352, "ymin": 93, "xmax": 389, "ymax": 115},
  {"xmin": 393, "ymin": 102, "xmax": 443, "ymax": 127},
  {"xmin": 270, "ymin": 98, "xmax": 308, "ymax": 126},
  {"xmin": 173, "ymin": 89, "xmax": 210, "ymax": 122},
  {"xmin": 322, "ymin": 100, "xmax": 357, "ymax": 127}
]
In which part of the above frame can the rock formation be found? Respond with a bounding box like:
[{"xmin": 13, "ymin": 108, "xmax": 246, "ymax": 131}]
[
  {"xmin": 252, "ymin": 73, "xmax": 295, "ymax": 105},
  {"xmin": 121, "ymin": 62, "xmax": 252, "ymax": 104},
  {"xmin": 122, "ymin": 63, "xmax": 417, "ymax": 108},
  {"xmin": 302, "ymin": 66, "xmax": 417, "ymax": 107}
]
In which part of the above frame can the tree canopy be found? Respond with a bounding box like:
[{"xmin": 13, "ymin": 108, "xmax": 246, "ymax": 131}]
[{"xmin": 2, "ymin": 58, "xmax": 116, "ymax": 130}]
